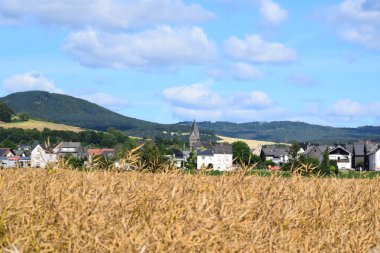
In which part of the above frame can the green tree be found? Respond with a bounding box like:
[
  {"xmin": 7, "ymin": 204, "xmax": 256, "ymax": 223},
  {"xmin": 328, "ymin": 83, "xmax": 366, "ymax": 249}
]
[
  {"xmin": 0, "ymin": 103, "xmax": 14, "ymax": 122},
  {"xmin": 18, "ymin": 113, "xmax": 30, "ymax": 122},
  {"xmin": 232, "ymin": 141, "xmax": 251, "ymax": 164},
  {"xmin": 320, "ymin": 149, "xmax": 331, "ymax": 175},
  {"xmin": 0, "ymin": 139, "xmax": 16, "ymax": 149},
  {"xmin": 185, "ymin": 151, "xmax": 197, "ymax": 170}
]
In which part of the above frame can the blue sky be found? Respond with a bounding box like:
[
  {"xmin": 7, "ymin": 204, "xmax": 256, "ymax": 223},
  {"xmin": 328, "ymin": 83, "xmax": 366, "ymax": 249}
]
[{"xmin": 0, "ymin": 0, "xmax": 380, "ymax": 127}]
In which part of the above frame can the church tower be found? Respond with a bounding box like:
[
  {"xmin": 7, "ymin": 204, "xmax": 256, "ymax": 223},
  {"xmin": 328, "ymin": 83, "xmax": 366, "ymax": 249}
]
[{"xmin": 189, "ymin": 120, "xmax": 201, "ymax": 151}]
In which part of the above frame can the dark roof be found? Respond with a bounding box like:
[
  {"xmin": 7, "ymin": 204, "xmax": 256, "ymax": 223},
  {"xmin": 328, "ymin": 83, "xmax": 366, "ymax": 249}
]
[
  {"xmin": 366, "ymin": 142, "xmax": 378, "ymax": 155},
  {"xmin": 262, "ymin": 147, "xmax": 288, "ymax": 157},
  {"xmin": 353, "ymin": 142, "xmax": 365, "ymax": 156},
  {"xmin": 197, "ymin": 149, "xmax": 214, "ymax": 156},
  {"xmin": 0, "ymin": 148, "xmax": 13, "ymax": 157},
  {"xmin": 171, "ymin": 149, "xmax": 184, "ymax": 158},
  {"xmin": 304, "ymin": 145, "xmax": 328, "ymax": 161},
  {"xmin": 345, "ymin": 144, "xmax": 354, "ymax": 154},
  {"xmin": 14, "ymin": 150, "xmax": 25, "ymax": 156},
  {"xmin": 329, "ymin": 146, "xmax": 351, "ymax": 155},
  {"xmin": 214, "ymin": 144, "xmax": 232, "ymax": 154}
]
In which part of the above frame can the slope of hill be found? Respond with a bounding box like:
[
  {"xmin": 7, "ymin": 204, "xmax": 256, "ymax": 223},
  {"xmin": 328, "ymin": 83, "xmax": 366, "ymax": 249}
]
[
  {"xmin": 177, "ymin": 121, "xmax": 380, "ymax": 144},
  {"xmin": 0, "ymin": 91, "xmax": 162, "ymax": 132},
  {"xmin": 0, "ymin": 119, "xmax": 83, "ymax": 132}
]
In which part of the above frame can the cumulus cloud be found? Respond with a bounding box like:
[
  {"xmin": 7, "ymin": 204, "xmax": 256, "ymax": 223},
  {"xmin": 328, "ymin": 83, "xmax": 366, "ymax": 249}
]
[
  {"xmin": 324, "ymin": 0, "xmax": 380, "ymax": 50},
  {"xmin": 79, "ymin": 92, "xmax": 129, "ymax": 109},
  {"xmin": 162, "ymin": 82, "xmax": 283, "ymax": 121},
  {"xmin": 0, "ymin": 0, "xmax": 213, "ymax": 29},
  {"xmin": 259, "ymin": 0, "xmax": 288, "ymax": 25},
  {"xmin": 224, "ymin": 35, "xmax": 297, "ymax": 63},
  {"xmin": 2, "ymin": 72, "xmax": 64, "ymax": 94},
  {"xmin": 63, "ymin": 26, "xmax": 217, "ymax": 70}
]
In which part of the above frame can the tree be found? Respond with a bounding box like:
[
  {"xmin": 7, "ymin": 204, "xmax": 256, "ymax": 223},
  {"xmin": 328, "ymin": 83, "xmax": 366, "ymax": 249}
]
[
  {"xmin": 320, "ymin": 149, "xmax": 331, "ymax": 175},
  {"xmin": 0, "ymin": 139, "xmax": 16, "ymax": 149},
  {"xmin": 0, "ymin": 103, "xmax": 14, "ymax": 122},
  {"xmin": 289, "ymin": 142, "xmax": 301, "ymax": 160},
  {"xmin": 232, "ymin": 141, "xmax": 251, "ymax": 164},
  {"xmin": 185, "ymin": 151, "xmax": 197, "ymax": 170},
  {"xmin": 18, "ymin": 113, "xmax": 30, "ymax": 122}
]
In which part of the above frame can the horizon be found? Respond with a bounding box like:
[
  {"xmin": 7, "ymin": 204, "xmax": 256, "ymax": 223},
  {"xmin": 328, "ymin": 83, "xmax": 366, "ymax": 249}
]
[{"xmin": 1, "ymin": 0, "xmax": 380, "ymax": 127}]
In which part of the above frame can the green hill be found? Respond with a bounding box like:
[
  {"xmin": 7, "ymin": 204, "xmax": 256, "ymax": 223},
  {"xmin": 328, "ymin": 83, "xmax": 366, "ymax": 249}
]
[{"xmin": 2, "ymin": 91, "xmax": 380, "ymax": 144}]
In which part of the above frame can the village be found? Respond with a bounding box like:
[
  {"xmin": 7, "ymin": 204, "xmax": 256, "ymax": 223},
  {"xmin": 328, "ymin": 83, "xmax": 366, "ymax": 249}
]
[{"xmin": 0, "ymin": 120, "xmax": 380, "ymax": 172}]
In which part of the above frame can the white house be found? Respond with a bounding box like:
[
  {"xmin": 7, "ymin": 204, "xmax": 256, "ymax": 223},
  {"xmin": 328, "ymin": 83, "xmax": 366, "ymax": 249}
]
[
  {"xmin": 329, "ymin": 146, "xmax": 352, "ymax": 170},
  {"xmin": 261, "ymin": 147, "xmax": 289, "ymax": 165},
  {"xmin": 368, "ymin": 146, "xmax": 380, "ymax": 171},
  {"xmin": 31, "ymin": 144, "xmax": 58, "ymax": 168},
  {"xmin": 197, "ymin": 144, "xmax": 233, "ymax": 171},
  {"xmin": 213, "ymin": 144, "xmax": 233, "ymax": 171},
  {"xmin": 197, "ymin": 150, "xmax": 214, "ymax": 170}
]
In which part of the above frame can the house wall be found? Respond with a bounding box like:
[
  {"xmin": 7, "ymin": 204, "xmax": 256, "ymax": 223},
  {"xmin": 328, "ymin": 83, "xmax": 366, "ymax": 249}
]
[
  {"xmin": 369, "ymin": 152, "xmax": 380, "ymax": 171},
  {"xmin": 197, "ymin": 155, "xmax": 214, "ymax": 170},
  {"xmin": 329, "ymin": 154, "xmax": 352, "ymax": 170},
  {"xmin": 31, "ymin": 146, "xmax": 57, "ymax": 168},
  {"xmin": 213, "ymin": 154, "xmax": 233, "ymax": 171}
]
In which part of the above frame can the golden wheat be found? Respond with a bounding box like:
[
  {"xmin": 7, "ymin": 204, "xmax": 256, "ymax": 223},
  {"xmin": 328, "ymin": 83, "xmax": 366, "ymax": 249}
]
[{"xmin": 0, "ymin": 169, "xmax": 379, "ymax": 252}]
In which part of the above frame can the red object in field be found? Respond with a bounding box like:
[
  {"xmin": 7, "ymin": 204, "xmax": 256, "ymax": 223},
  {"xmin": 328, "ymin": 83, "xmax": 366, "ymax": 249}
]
[
  {"xmin": 269, "ymin": 166, "xmax": 280, "ymax": 171},
  {"xmin": 8, "ymin": 156, "xmax": 20, "ymax": 161}
]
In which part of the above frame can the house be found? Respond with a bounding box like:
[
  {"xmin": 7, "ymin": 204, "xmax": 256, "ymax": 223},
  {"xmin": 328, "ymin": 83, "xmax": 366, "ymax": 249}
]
[
  {"xmin": 213, "ymin": 144, "xmax": 233, "ymax": 171},
  {"xmin": 53, "ymin": 142, "xmax": 84, "ymax": 159},
  {"xmin": 0, "ymin": 148, "xmax": 15, "ymax": 157},
  {"xmin": 303, "ymin": 145, "xmax": 328, "ymax": 162},
  {"xmin": 329, "ymin": 146, "xmax": 352, "ymax": 170},
  {"xmin": 197, "ymin": 149, "xmax": 214, "ymax": 170},
  {"xmin": 31, "ymin": 144, "xmax": 57, "ymax": 168},
  {"xmin": 352, "ymin": 142, "xmax": 365, "ymax": 168},
  {"xmin": 251, "ymin": 145, "xmax": 262, "ymax": 156},
  {"xmin": 368, "ymin": 144, "xmax": 380, "ymax": 171},
  {"xmin": 197, "ymin": 144, "xmax": 233, "ymax": 171},
  {"xmin": 166, "ymin": 149, "xmax": 188, "ymax": 168},
  {"xmin": 86, "ymin": 149, "xmax": 115, "ymax": 165},
  {"xmin": 260, "ymin": 147, "xmax": 289, "ymax": 165}
]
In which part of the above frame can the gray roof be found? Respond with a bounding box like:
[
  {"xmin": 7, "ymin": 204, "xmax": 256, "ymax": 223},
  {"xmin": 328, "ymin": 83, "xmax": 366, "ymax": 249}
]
[
  {"xmin": 189, "ymin": 120, "xmax": 200, "ymax": 140},
  {"xmin": 262, "ymin": 147, "xmax": 288, "ymax": 157},
  {"xmin": 0, "ymin": 148, "xmax": 13, "ymax": 157},
  {"xmin": 366, "ymin": 142, "xmax": 378, "ymax": 155},
  {"xmin": 214, "ymin": 144, "xmax": 232, "ymax": 154},
  {"xmin": 345, "ymin": 144, "xmax": 354, "ymax": 154},
  {"xmin": 304, "ymin": 145, "xmax": 328, "ymax": 161},
  {"xmin": 197, "ymin": 149, "xmax": 214, "ymax": 156},
  {"xmin": 60, "ymin": 142, "xmax": 82, "ymax": 148},
  {"xmin": 353, "ymin": 142, "xmax": 365, "ymax": 156}
]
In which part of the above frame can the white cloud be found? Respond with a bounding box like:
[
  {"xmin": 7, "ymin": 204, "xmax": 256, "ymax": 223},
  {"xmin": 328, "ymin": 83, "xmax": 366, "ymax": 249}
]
[
  {"xmin": 63, "ymin": 26, "xmax": 217, "ymax": 70},
  {"xmin": 325, "ymin": 0, "xmax": 380, "ymax": 50},
  {"xmin": 79, "ymin": 92, "xmax": 129, "ymax": 109},
  {"xmin": 259, "ymin": 0, "xmax": 288, "ymax": 25},
  {"xmin": 162, "ymin": 82, "xmax": 283, "ymax": 121},
  {"xmin": 0, "ymin": 0, "xmax": 213, "ymax": 29},
  {"xmin": 232, "ymin": 62, "xmax": 264, "ymax": 80},
  {"xmin": 2, "ymin": 72, "xmax": 64, "ymax": 94},
  {"xmin": 224, "ymin": 35, "xmax": 297, "ymax": 63}
]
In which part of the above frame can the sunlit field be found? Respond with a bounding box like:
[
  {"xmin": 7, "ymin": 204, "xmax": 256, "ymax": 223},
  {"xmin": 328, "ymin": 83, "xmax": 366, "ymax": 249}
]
[{"xmin": 0, "ymin": 169, "xmax": 379, "ymax": 252}]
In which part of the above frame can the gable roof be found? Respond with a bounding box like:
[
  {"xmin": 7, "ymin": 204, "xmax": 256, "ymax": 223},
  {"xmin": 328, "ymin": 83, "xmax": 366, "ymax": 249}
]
[
  {"xmin": 329, "ymin": 146, "xmax": 352, "ymax": 155},
  {"xmin": 262, "ymin": 147, "xmax": 289, "ymax": 157},
  {"xmin": 304, "ymin": 145, "xmax": 328, "ymax": 161},
  {"xmin": 214, "ymin": 144, "xmax": 232, "ymax": 154},
  {"xmin": 87, "ymin": 149, "xmax": 114, "ymax": 156},
  {"xmin": 0, "ymin": 148, "xmax": 13, "ymax": 157}
]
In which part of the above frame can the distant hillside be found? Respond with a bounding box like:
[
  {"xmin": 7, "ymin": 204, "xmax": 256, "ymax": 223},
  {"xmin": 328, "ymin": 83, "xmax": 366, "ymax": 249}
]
[
  {"xmin": 0, "ymin": 119, "xmax": 83, "ymax": 132},
  {"xmin": 177, "ymin": 121, "xmax": 380, "ymax": 144},
  {"xmin": 0, "ymin": 91, "xmax": 215, "ymax": 141}
]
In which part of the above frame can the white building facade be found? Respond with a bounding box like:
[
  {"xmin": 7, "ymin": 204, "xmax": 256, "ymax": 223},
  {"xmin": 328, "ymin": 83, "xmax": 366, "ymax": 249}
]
[
  {"xmin": 329, "ymin": 146, "xmax": 352, "ymax": 170},
  {"xmin": 196, "ymin": 144, "xmax": 233, "ymax": 171},
  {"xmin": 369, "ymin": 149, "xmax": 380, "ymax": 171},
  {"xmin": 31, "ymin": 145, "xmax": 58, "ymax": 168}
]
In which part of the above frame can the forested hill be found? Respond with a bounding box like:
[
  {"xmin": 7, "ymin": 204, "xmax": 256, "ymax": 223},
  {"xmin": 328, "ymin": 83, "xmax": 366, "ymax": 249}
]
[
  {"xmin": 2, "ymin": 91, "xmax": 380, "ymax": 144},
  {"xmin": 177, "ymin": 121, "xmax": 380, "ymax": 144},
  {"xmin": 0, "ymin": 91, "xmax": 160, "ymax": 132}
]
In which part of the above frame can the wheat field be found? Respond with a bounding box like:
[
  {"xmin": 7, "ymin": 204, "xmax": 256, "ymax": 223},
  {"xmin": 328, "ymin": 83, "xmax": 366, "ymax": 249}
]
[{"xmin": 0, "ymin": 169, "xmax": 379, "ymax": 252}]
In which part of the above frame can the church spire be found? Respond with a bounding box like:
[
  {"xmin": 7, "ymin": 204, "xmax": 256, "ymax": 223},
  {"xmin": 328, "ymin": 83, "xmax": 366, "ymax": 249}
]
[{"xmin": 189, "ymin": 119, "xmax": 201, "ymax": 151}]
